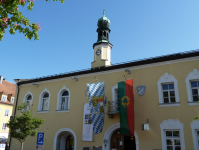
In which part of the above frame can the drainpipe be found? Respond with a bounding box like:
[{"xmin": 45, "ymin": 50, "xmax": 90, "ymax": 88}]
[{"xmin": 8, "ymin": 84, "xmax": 20, "ymax": 150}]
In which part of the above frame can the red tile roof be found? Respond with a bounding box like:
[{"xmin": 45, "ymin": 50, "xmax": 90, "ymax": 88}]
[{"xmin": 0, "ymin": 80, "xmax": 16, "ymax": 96}]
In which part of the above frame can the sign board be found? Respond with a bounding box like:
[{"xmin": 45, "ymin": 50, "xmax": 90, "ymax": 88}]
[
  {"xmin": 82, "ymin": 103, "xmax": 93, "ymax": 141},
  {"xmin": 36, "ymin": 145, "xmax": 43, "ymax": 149},
  {"xmin": 36, "ymin": 132, "xmax": 44, "ymax": 146}
]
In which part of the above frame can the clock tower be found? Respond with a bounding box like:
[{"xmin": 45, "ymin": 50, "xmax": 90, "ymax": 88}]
[{"xmin": 91, "ymin": 10, "xmax": 113, "ymax": 68}]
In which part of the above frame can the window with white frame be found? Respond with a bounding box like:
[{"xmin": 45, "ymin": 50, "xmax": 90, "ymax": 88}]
[
  {"xmin": 42, "ymin": 93, "xmax": 49, "ymax": 111},
  {"xmin": 191, "ymin": 81, "xmax": 199, "ymax": 102},
  {"xmin": 11, "ymin": 97, "xmax": 14, "ymax": 103},
  {"xmin": 162, "ymin": 84, "xmax": 176, "ymax": 103},
  {"xmin": 157, "ymin": 73, "xmax": 180, "ymax": 107},
  {"xmin": 56, "ymin": 86, "xmax": 70, "ymax": 112},
  {"xmin": 61, "ymin": 91, "xmax": 69, "ymax": 110},
  {"xmin": 26, "ymin": 95, "xmax": 32, "ymax": 105},
  {"xmin": 111, "ymin": 84, "xmax": 119, "ymax": 112},
  {"xmin": 196, "ymin": 130, "xmax": 199, "ymax": 150},
  {"xmin": 4, "ymin": 110, "xmax": 9, "ymax": 117},
  {"xmin": 165, "ymin": 130, "xmax": 181, "ymax": 150},
  {"xmin": 190, "ymin": 120, "xmax": 199, "ymax": 150},
  {"xmin": 1, "ymin": 96, "xmax": 6, "ymax": 102},
  {"xmin": 2, "ymin": 123, "xmax": 6, "ymax": 130},
  {"xmin": 23, "ymin": 91, "xmax": 33, "ymax": 107},
  {"xmin": 160, "ymin": 119, "xmax": 185, "ymax": 150},
  {"xmin": 185, "ymin": 69, "xmax": 199, "ymax": 105}
]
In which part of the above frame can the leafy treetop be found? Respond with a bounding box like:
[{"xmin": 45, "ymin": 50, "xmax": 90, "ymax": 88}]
[
  {"xmin": 0, "ymin": 0, "xmax": 65, "ymax": 41},
  {"xmin": 6, "ymin": 102, "xmax": 44, "ymax": 150}
]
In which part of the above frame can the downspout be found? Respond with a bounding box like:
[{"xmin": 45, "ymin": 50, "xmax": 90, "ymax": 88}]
[{"xmin": 9, "ymin": 84, "xmax": 20, "ymax": 150}]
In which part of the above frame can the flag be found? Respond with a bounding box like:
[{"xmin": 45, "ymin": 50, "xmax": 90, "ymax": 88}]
[
  {"xmin": 118, "ymin": 79, "xmax": 134, "ymax": 135},
  {"xmin": 87, "ymin": 82, "xmax": 105, "ymax": 134}
]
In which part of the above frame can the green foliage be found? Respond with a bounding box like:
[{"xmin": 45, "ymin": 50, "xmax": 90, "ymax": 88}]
[
  {"xmin": 6, "ymin": 102, "xmax": 44, "ymax": 144},
  {"xmin": 0, "ymin": 0, "xmax": 65, "ymax": 41},
  {"xmin": 194, "ymin": 115, "xmax": 199, "ymax": 121}
]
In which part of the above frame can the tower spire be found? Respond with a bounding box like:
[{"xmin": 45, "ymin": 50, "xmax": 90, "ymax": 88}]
[{"xmin": 103, "ymin": 10, "xmax": 105, "ymax": 17}]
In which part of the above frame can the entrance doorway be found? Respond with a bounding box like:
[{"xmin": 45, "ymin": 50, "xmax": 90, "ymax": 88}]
[
  {"xmin": 111, "ymin": 129, "xmax": 136, "ymax": 150},
  {"xmin": 55, "ymin": 131, "xmax": 74, "ymax": 150},
  {"xmin": 65, "ymin": 135, "xmax": 73, "ymax": 150}
]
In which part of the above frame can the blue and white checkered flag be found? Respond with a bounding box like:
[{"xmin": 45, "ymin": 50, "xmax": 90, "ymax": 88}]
[{"xmin": 87, "ymin": 82, "xmax": 105, "ymax": 134}]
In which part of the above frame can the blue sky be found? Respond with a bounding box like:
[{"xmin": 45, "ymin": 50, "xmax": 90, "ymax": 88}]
[{"xmin": 1, "ymin": 0, "xmax": 199, "ymax": 83}]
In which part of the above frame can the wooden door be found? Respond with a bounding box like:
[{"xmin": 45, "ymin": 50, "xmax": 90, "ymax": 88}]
[{"xmin": 111, "ymin": 135, "xmax": 124, "ymax": 150}]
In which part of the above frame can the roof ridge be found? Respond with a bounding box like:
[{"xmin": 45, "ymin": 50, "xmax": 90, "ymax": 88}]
[{"xmin": 15, "ymin": 49, "xmax": 199, "ymax": 85}]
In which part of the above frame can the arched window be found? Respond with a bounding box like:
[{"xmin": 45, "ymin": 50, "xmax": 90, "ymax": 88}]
[
  {"xmin": 61, "ymin": 91, "xmax": 69, "ymax": 110},
  {"xmin": 23, "ymin": 91, "xmax": 33, "ymax": 106},
  {"xmin": 42, "ymin": 93, "xmax": 49, "ymax": 111},
  {"xmin": 38, "ymin": 88, "xmax": 50, "ymax": 113},
  {"xmin": 26, "ymin": 95, "xmax": 32, "ymax": 105},
  {"xmin": 57, "ymin": 85, "xmax": 70, "ymax": 112},
  {"xmin": 103, "ymin": 31, "xmax": 106, "ymax": 39}
]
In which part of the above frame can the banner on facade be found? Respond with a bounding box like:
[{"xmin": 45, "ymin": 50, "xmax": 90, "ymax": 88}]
[
  {"xmin": 82, "ymin": 103, "xmax": 93, "ymax": 141},
  {"xmin": 118, "ymin": 79, "xmax": 134, "ymax": 135},
  {"xmin": 87, "ymin": 82, "xmax": 105, "ymax": 134}
]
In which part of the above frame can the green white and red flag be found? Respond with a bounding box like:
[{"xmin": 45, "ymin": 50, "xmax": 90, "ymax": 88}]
[{"xmin": 118, "ymin": 79, "xmax": 134, "ymax": 135}]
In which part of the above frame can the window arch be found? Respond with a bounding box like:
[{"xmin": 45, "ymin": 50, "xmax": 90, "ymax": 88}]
[
  {"xmin": 160, "ymin": 119, "xmax": 185, "ymax": 150},
  {"xmin": 27, "ymin": 95, "xmax": 32, "ymax": 105},
  {"xmin": 157, "ymin": 73, "xmax": 180, "ymax": 107},
  {"xmin": 42, "ymin": 93, "xmax": 49, "ymax": 111},
  {"xmin": 185, "ymin": 69, "xmax": 199, "ymax": 105},
  {"xmin": 57, "ymin": 85, "xmax": 70, "ymax": 112},
  {"xmin": 23, "ymin": 91, "xmax": 33, "ymax": 106},
  {"xmin": 38, "ymin": 88, "xmax": 51, "ymax": 113}
]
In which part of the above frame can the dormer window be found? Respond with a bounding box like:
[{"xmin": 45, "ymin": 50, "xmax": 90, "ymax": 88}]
[
  {"xmin": 1, "ymin": 96, "xmax": 7, "ymax": 102},
  {"xmin": 11, "ymin": 97, "xmax": 14, "ymax": 103}
]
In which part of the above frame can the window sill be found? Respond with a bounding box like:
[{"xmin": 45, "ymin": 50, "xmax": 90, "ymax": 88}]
[
  {"xmin": 37, "ymin": 110, "xmax": 49, "ymax": 113},
  {"xmin": 188, "ymin": 101, "xmax": 199, "ymax": 106},
  {"xmin": 56, "ymin": 109, "xmax": 70, "ymax": 113},
  {"xmin": 159, "ymin": 102, "xmax": 180, "ymax": 107}
]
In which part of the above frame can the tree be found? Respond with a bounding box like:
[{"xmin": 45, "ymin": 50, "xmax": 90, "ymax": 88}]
[
  {"xmin": 0, "ymin": 0, "xmax": 65, "ymax": 41},
  {"xmin": 6, "ymin": 103, "xmax": 44, "ymax": 150}
]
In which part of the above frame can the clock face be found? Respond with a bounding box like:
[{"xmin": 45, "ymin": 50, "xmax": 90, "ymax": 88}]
[{"xmin": 96, "ymin": 49, "xmax": 101, "ymax": 56}]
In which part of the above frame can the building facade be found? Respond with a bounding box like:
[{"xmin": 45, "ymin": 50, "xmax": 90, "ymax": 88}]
[
  {"xmin": 10, "ymin": 12, "xmax": 199, "ymax": 150},
  {"xmin": 0, "ymin": 76, "xmax": 15, "ymax": 150}
]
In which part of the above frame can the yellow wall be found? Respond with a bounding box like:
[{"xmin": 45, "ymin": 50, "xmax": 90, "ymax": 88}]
[
  {"xmin": 0, "ymin": 103, "xmax": 13, "ymax": 133},
  {"xmin": 91, "ymin": 48, "xmax": 106, "ymax": 68},
  {"xmin": 102, "ymin": 47, "xmax": 107, "ymax": 60},
  {"xmin": 10, "ymin": 58, "xmax": 199, "ymax": 150}
]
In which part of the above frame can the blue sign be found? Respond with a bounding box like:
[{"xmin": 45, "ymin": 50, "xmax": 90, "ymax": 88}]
[{"xmin": 37, "ymin": 132, "xmax": 44, "ymax": 146}]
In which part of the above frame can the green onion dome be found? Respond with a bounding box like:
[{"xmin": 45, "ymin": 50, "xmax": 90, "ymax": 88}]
[{"xmin": 97, "ymin": 10, "xmax": 110, "ymax": 28}]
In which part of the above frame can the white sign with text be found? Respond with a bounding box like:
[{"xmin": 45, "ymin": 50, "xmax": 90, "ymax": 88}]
[{"xmin": 82, "ymin": 103, "xmax": 93, "ymax": 141}]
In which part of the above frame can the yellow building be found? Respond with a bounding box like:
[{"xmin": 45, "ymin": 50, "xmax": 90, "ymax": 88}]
[
  {"xmin": 0, "ymin": 76, "xmax": 15, "ymax": 150},
  {"xmin": 10, "ymin": 12, "xmax": 199, "ymax": 150}
]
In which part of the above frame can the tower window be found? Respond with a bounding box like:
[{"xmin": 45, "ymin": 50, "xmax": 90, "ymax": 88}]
[
  {"xmin": 100, "ymin": 32, "xmax": 102, "ymax": 39},
  {"xmin": 103, "ymin": 31, "xmax": 106, "ymax": 37}
]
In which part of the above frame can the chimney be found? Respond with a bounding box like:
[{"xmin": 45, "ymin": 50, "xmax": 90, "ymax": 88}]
[
  {"xmin": 3, "ymin": 78, "xmax": 7, "ymax": 81},
  {"xmin": 0, "ymin": 75, "xmax": 3, "ymax": 84}
]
